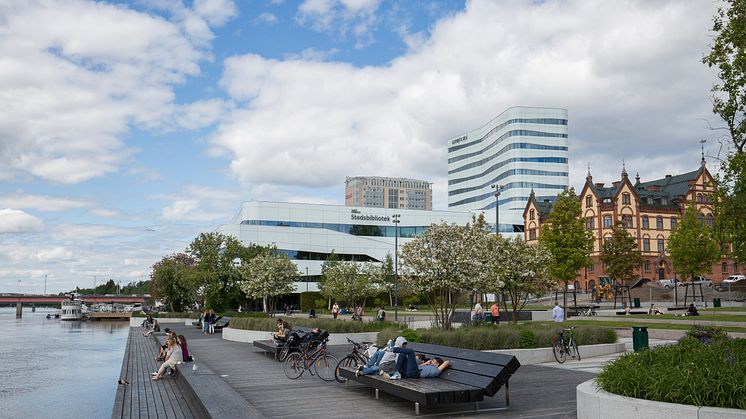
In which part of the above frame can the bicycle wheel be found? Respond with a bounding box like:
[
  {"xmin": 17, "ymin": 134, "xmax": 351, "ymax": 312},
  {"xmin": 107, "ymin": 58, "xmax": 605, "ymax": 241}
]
[
  {"xmin": 552, "ymin": 339, "xmax": 567, "ymax": 364},
  {"xmin": 314, "ymin": 354, "xmax": 340, "ymax": 382},
  {"xmin": 335, "ymin": 355, "xmax": 360, "ymax": 383},
  {"xmin": 572, "ymin": 338, "xmax": 581, "ymax": 361},
  {"xmin": 284, "ymin": 353, "xmax": 305, "ymax": 379},
  {"xmin": 278, "ymin": 342, "xmax": 291, "ymax": 362}
]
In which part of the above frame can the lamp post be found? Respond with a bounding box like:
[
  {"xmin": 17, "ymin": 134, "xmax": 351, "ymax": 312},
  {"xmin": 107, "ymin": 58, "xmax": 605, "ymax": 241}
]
[
  {"xmin": 306, "ymin": 267, "xmax": 309, "ymax": 292},
  {"xmin": 491, "ymin": 184, "xmax": 504, "ymax": 234},
  {"xmin": 392, "ymin": 214, "xmax": 401, "ymax": 321}
]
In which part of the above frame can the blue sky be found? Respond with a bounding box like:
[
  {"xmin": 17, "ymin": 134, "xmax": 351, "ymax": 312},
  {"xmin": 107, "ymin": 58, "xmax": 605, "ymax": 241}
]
[{"xmin": 0, "ymin": 0, "xmax": 724, "ymax": 293}]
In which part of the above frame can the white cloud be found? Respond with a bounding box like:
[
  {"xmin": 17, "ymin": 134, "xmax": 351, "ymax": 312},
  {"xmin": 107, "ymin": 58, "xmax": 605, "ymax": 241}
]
[
  {"xmin": 0, "ymin": 0, "xmax": 227, "ymax": 184},
  {"xmin": 193, "ymin": 0, "xmax": 238, "ymax": 26},
  {"xmin": 0, "ymin": 209, "xmax": 43, "ymax": 233},
  {"xmin": 159, "ymin": 185, "xmax": 241, "ymax": 222},
  {"xmin": 296, "ymin": 0, "xmax": 381, "ymax": 42},
  {"xmin": 0, "ymin": 193, "xmax": 92, "ymax": 211},
  {"xmin": 214, "ymin": 0, "xmax": 718, "ymax": 208},
  {"xmin": 49, "ymin": 224, "xmax": 136, "ymax": 241},
  {"xmin": 35, "ymin": 247, "xmax": 74, "ymax": 262},
  {"xmin": 255, "ymin": 12, "xmax": 278, "ymax": 25},
  {"xmin": 284, "ymin": 47, "xmax": 339, "ymax": 61}
]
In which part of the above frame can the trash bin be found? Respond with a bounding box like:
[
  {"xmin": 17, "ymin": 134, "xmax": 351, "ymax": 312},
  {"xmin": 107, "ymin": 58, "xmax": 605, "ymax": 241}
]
[
  {"xmin": 633, "ymin": 298, "xmax": 641, "ymax": 308},
  {"xmin": 484, "ymin": 313, "xmax": 494, "ymax": 324},
  {"xmin": 632, "ymin": 326, "xmax": 649, "ymax": 352},
  {"xmin": 714, "ymin": 298, "xmax": 721, "ymax": 308}
]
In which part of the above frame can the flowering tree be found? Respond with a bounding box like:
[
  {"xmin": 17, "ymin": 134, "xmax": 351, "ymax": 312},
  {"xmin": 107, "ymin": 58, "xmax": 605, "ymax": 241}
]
[
  {"xmin": 484, "ymin": 236, "xmax": 553, "ymax": 324},
  {"xmin": 239, "ymin": 253, "xmax": 298, "ymax": 316},
  {"xmin": 399, "ymin": 215, "xmax": 490, "ymax": 330},
  {"xmin": 319, "ymin": 261, "xmax": 379, "ymax": 312}
]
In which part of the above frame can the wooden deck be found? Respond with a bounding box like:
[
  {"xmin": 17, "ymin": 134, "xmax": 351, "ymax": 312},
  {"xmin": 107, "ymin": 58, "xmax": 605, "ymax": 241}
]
[
  {"xmin": 112, "ymin": 328, "xmax": 206, "ymax": 419},
  {"xmin": 173, "ymin": 325, "xmax": 595, "ymax": 418}
]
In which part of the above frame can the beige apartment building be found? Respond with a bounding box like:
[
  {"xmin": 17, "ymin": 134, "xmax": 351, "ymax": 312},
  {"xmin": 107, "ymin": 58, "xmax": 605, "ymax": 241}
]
[
  {"xmin": 523, "ymin": 161, "xmax": 740, "ymax": 292},
  {"xmin": 344, "ymin": 176, "xmax": 432, "ymax": 210}
]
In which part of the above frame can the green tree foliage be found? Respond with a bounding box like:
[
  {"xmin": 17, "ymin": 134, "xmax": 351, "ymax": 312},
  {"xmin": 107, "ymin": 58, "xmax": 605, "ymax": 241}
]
[
  {"xmin": 668, "ymin": 205, "xmax": 720, "ymax": 280},
  {"xmin": 121, "ymin": 280, "xmax": 150, "ymax": 295},
  {"xmin": 539, "ymin": 188, "xmax": 594, "ymax": 317},
  {"xmin": 319, "ymin": 261, "xmax": 379, "ymax": 311},
  {"xmin": 186, "ymin": 232, "xmax": 267, "ymax": 311},
  {"xmin": 601, "ymin": 222, "xmax": 643, "ymax": 284},
  {"xmin": 399, "ymin": 215, "xmax": 491, "ymax": 330},
  {"xmin": 239, "ymin": 253, "xmax": 298, "ymax": 316},
  {"xmin": 150, "ymin": 253, "xmax": 197, "ymax": 312},
  {"xmin": 703, "ymin": 0, "xmax": 746, "ymax": 262},
  {"xmin": 484, "ymin": 236, "xmax": 554, "ymax": 324}
]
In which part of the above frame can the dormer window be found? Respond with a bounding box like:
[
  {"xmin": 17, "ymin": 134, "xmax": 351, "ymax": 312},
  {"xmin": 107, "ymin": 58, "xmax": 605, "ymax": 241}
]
[
  {"xmin": 603, "ymin": 198, "xmax": 612, "ymax": 204},
  {"xmin": 586, "ymin": 195, "xmax": 592, "ymax": 207},
  {"xmin": 622, "ymin": 193, "xmax": 630, "ymax": 205},
  {"xmin": 661, "ymin": 198, "xmax": 667, "ymax": 205},
  {"xmin": 647, "ymin": 197, "xmax": 653, "ymax": 204}
]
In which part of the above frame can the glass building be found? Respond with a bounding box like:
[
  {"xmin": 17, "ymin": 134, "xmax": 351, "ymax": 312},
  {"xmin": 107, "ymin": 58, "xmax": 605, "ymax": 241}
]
[{"xmin": 447, "ymin": 106, "xmax": 569, "ymax": 233}]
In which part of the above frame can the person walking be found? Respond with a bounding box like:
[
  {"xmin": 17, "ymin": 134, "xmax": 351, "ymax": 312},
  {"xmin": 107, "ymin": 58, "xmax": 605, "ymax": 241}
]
[
  {"xmin": 332, "ymin": 303, "xmax": 339, "ymax": 319},
  {"xmin": 490, "ymin": 302, "xmax": 500, "ymax": 325},
  {"xmin": 552, "ymin": 301, "xmax": 564, "ymax": 323}
]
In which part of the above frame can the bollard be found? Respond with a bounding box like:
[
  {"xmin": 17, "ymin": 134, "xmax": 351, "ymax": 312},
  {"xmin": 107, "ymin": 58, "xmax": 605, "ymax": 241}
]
[{"xmin": 16, "ymin": 302, "xmax": 22, "ymax": 318}]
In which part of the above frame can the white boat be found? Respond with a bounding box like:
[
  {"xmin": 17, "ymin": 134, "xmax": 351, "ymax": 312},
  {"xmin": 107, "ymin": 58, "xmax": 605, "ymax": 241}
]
[{"xmin": 60, "ymin": 299, "xmax": 83, "ymax": 320}]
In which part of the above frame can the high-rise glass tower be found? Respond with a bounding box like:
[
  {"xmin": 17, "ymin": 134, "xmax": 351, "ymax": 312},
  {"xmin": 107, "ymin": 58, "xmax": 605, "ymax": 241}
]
[{"xmin": 447, "ymin": 106, "xmax": 569, "ymax": 233}]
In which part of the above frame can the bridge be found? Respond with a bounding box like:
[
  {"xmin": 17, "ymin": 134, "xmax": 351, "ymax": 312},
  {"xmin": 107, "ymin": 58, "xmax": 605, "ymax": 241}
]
[{"xmin": 1, "ymin": 294, "xmax": 146, "ymax": 317}]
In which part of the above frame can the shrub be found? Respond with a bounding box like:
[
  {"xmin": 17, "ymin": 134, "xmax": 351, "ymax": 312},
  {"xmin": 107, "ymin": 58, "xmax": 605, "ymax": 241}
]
[
  {"xmin": 229, "ymin": 317, "xmax": 400, "ymax": 333},
  {"xmin": 597, "ymin": 336, "xmax": 746, "ymax": 409},
  {"xmin": 685, "ymin": 325, "xmax": 729, "ymax": 344},
  {"xmin": 520, "ymin": 329, "xmax": 537, "ymax": 348}
]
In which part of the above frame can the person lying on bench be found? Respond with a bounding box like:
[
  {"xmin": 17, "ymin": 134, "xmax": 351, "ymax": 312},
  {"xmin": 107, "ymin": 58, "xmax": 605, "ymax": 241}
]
[
  {"xmin": 355, "ymin": 340, "xmax": 395, "ymax": 376},
  {"xmin": 417, "ymin": 356, "xmax": 450, "ymax": 378},
  {"xmin": 385, "ymin": 336, "xmax": 450, "ymax": 379}
]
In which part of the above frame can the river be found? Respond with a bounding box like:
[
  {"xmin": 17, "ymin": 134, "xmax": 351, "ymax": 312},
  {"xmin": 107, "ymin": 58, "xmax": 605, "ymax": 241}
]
[{"xmin": 0, "ymin": 307, "xmax": 129, "ymax": 419}]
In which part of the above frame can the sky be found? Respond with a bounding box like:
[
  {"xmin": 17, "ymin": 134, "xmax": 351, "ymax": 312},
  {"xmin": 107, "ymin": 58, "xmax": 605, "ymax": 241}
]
[{"xmin": 0, "ymin": 0, "xmax": 728, "ymax": 293}]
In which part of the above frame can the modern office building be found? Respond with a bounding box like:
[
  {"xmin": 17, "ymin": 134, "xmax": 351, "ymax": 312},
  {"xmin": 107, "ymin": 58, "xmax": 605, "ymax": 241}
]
[
  {"xmin": 345, "ymin": 176, "xmax": 432, "ymax": 210},
  {"xmin": 217, "ymin": 201, "xmax": 475, "ymax": 285},
  {"xmin": 447, "ymin": 106, "xmax": 569, "ymax": 233}
]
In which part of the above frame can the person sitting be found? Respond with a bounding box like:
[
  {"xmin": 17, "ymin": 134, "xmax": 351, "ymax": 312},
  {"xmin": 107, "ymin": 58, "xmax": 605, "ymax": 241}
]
[
  {"xmin": 648, "ymin": 304, "xmax": 663, "ymax": 315},
  {"xmin": 141, "ymin": 313, "xmax": 154, "ymax": 328},
  {"xmin": 272, "ymin": 319, "xmax": 291, "ymax": 342},
  {"xmin": 308, "ymin": 308, "xmax": 316, "ymax": 318},
  {"xmin": 178, "ymin": 335, "xmax": 193, "ymax": 362},
  {"xmin": 143, "ymin": 320, "xmax": 160, "ymax": 337},
  {"xmin": 156, "ymin": 329, "xmax": 175, "ymax": 361},
  {"xmin": 151, "ymin": 337, "xmax": 182, "ymax": 381},
  {"xmin": 687, "ymin": 303, "xmax": 699, "ymax": 316}
]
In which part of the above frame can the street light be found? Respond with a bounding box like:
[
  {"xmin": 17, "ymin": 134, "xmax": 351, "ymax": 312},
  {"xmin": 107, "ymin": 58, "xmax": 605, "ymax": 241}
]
[
  {"xmin": 491, "ymin": 184, "xmax": 504, "ymax": 234},
  {"xmin": 306, "ymin": 267, "xmax": 309, "ymax": 292},
  {"xmin": 392, "ymin": 213, "xmax": 401, "ymax": 322}
]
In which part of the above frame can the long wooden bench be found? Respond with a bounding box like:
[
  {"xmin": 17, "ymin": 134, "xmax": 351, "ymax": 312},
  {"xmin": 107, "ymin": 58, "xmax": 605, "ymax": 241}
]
[
  {"xmin": 338, "ymin": 342, "xmax": 520, "ymax": 415},
  {"xmin": 615, "ymin": 310, "xmax": 647, "ymax": 315}
]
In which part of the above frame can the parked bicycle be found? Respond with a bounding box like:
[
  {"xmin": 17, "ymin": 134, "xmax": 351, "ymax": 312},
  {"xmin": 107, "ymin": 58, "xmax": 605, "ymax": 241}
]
[
  {"xmin": 580, "ymin": 307, "xmax": 597, "ymax": 316},
  {"xmin": 552, "ymin": 326, "xmax": 581, "ymax": 363},
  {"xmin": 284, "ymin": 336, "xmax": 339, "ymax": 381},
  {"xmin": 334, "ymin": 337, "xmax": 374, "ymax": 383}
]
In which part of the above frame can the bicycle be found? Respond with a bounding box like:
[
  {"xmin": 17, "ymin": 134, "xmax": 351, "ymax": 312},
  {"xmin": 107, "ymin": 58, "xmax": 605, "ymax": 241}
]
[
  {"xmin": 580, "ymin": 307, "xmax": 597, "ymax": 316},
  {"xmin": 334, "ymin": 338, "xmax": 374, "ymax": 383},
  {"xmin": 284, "ymin": 338, "xmax": 340, "ymax": 381},
  {"xmin": 552, "ymin": 326, "xmax": 581, "ymax": 363}
]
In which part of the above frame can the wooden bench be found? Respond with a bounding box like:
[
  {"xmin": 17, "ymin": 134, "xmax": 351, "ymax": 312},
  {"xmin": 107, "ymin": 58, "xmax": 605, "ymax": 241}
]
[
  {"xmin": 667, "ymin": 306, "xmax": 689, "ymax": 312},
  {"xmin": 615, "ymin": 311, "xmax": 647, "ymax": 315},
  {"xmin": 338, "ymin": 342, "xmax": 520, "ymax": 415},
  {"xmin": 212, "ymin": 317, "xmax": 230, "ymax": 331}
]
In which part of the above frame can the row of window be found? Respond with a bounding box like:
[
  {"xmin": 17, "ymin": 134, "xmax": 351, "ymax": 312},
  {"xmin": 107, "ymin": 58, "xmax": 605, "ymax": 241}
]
[
  {"xmin": 449, "ymin": 157, "xmax": 569, "ymax": 184},
  {"xmin": 275, "ymin": 249, "xmax": 380, "ymax": 262},
  {"xmin": 449, "ymin": 182, "xmax": 567, "ymax": 207},
  {"xmin": 587, "ymin": 213, "xmax": 714, "ymax": 231},
  {"xmin": 586, "ymin": 194, "xmax": 670, "ymax": 207},
  {"xmin": 449, "ymin": 168, "xmax": 568, "ymax": 197},
  {"xmin": 448, "ymin": 118, "xmax": 568, "ymax": 153},
  {"xmin": 448, "ymin": 134, "xmax": 568, "ymax": 165},
  {"xmin": 592, "ymin": 260, "xmax": 741, "ymax": 274},
  {"xmin": 449, "ymin": 136, "xmax": 568, "ymax": 174},
  {"xmin": 480, "ymin": 195, "xmax": 555, "ymax": 210},
  {"xmin": 239, "ymin": 219, "xmax": 429, "ymax": 238}
]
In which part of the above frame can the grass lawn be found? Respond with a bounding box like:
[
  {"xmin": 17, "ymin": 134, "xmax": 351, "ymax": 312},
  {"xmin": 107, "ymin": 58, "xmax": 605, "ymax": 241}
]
[{"xmin": 702, "ymin": 306, "xmax": 746, "ymax": 312}]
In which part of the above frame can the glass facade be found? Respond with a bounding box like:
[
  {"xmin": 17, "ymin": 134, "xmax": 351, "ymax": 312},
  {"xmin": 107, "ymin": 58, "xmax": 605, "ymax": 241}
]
[{"xmin": 240, "ymin": 219, "xmax": 429, "ymax": 238}]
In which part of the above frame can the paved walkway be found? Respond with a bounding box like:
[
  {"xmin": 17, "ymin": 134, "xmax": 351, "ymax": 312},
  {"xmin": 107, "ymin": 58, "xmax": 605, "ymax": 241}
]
[
  {"xmin": 112, "ymin": 328, "xmax": 206, "ymax": 419},
  {"xmin": 538, "ymin": 338, "xmax": 678, "ymax": 374},
  {"xmin": 166, "ymin": 325, "xmax": 596, "ymax": 418}
]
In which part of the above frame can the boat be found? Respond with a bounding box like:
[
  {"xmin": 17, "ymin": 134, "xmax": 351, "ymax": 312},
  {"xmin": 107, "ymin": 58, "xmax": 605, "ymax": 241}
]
[{"xmin": 60, "ymin": 299, "xmax": 83, "ymax": 320}]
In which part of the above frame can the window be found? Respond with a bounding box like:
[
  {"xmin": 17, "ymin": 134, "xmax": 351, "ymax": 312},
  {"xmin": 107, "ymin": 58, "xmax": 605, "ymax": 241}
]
[
  {"xmin": 621, "ymin": 215, "xmax": 633, "ymax": 228},
  {"xmin": 622, "ymin": 193, "xmax": 630, "ymax": 205},
  {"xmin": 656, "ymin": 216, "xmax": 663, "ymax": 230},
  {"xmin": 529, "ymin": 228, "xmax": 536, "ymax": 240},
  {"xmin": 722, "ymin": 262, "xmax": 729, "ymax": 273},
  {"xmin": 586, "ymin": 195, "xmax": 592, "ymax": 207},
  {"xmin": 603, "ymin": 198, "xmax": 612, "ymax": 204},
  {"xmin": 697, "ymin": 193, "xmax": 704, "ymax": 202},
  {"xmin": 643, "ymin": 238, "xmax": 650, "ymax": 252},
  {"xmin": 586, "ymin": 217, "xmax": 595, "ymax": 230},
  {"xmin": 670, "ymin": 217, "xmax": 677, "ymax": 230},
  {"xmin": 529, "ymin": 209, "xmax": 535, "ymax": 220},
  {"xmin": 661, "ymin": 198, "xmax": 667, "ymax": 205},
  {"xmin": 642, "ymin": 216, "xmax": 649, "ymax": 229},
  {"xmin": 657, "ymin": 238, "xmax": 665, "ymax": 253},
  {"xmin": 604, "ymin": 215, "xmax": 612, "ymax": 228},
  {"xmin": 588, "ymin": 264, "xmax": 594, "ymax": 272},
  {"xmin": 644, "ymin": 260, "xmax": 651, "ymax": 272},
  {"xmin": 735, "ymin": 262, "xmax": 739, "ymax": 273},
  {"xmin": 706, "ymin": 214, "xmax": 714, "ymax": 227}
]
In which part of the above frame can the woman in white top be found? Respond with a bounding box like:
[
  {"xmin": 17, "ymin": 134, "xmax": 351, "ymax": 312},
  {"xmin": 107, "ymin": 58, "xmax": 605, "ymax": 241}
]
[{"xmin": 152, "ymin": 337, "xmax": 182, "ymax": 381}]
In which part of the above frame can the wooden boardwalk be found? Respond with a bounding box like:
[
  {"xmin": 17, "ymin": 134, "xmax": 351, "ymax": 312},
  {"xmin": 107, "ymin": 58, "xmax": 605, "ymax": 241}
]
[
  {"xmin": 112, "ymin": 328, "xmax": 206, "ymax": 419},
  {"xmin": 175, "ymin": 325, "xmax": 595, "ymax": 418}
]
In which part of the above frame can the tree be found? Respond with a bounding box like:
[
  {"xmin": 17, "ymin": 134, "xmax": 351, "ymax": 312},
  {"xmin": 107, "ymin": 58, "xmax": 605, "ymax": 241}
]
[
  {"xmin": 150, "ymin": 253, "xmax": 197, "ymax": 312},
  {"xmin": 186, "ymin": 232, "xmax": 265, "ymax": 311},
  {"xmin": 601, "ymin": 222, "xmax": 643, "ymax": 284},
  {"xmin": 668, "ymin": 204, "xmax": 720, "ymax": 281},
  {"xmin": 539, "ymin": 188, "xmax": 594, "ymax": 318},
  {"xmin": 318, "ymin": 261, "xmax": 378, "ymax": 312},
  {"xmin": 399, "ymin": 215, "xmax": 490, "ymax": 330},
  {"xmin": 239, "ymin": 253, "xmax": 298, "ymax": 316},
  {"xmin": 484, "ymin": 236, "xmax": 553, "ymax": 324},
  {"xmin": 703, "ymin": 0, "xmax": 746, "ymax": 262}
]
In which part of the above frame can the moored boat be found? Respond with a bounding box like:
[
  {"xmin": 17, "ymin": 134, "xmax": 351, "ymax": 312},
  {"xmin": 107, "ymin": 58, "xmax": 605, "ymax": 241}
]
[{"xmin": 60, "ymin": 299, "xmax": 83, "ymax": 320}]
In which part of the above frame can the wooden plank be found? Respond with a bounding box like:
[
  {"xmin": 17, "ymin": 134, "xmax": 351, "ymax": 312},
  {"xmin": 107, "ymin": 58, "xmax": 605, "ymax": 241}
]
[{"xmin": 409, "ymin": 342, "xmax": 521, "ymax": 374}]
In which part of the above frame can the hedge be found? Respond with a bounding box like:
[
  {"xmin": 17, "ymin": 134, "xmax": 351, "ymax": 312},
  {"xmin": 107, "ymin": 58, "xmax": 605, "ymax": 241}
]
[{"xmin": 229, "ymin": 317, "xmax": 401, "ymax": 333}]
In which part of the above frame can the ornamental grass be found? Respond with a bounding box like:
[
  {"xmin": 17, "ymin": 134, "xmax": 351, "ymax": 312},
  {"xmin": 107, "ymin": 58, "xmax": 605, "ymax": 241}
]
[
  {"xmin": 597, "ymin": 329, "xmax": 746, "ymax": 409},
  {"xmin": 229, "ymin": 316, "xmax": 399, "ymax": 333}
]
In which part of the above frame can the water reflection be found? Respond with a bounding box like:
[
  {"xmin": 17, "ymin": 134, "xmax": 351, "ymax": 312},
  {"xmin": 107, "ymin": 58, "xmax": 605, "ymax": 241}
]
[{"xmin": 0, "ymin": 307, "xmax": 129, "ymax": 419}]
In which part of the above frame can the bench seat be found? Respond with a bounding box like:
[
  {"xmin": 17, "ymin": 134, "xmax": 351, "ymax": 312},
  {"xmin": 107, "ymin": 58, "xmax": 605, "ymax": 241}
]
[
  {"xmin": 616, "ymin": 311, "xmax": 647, "ymax": 315},
  {"xmin": 338, "ymin": 342, "xmax": 520, "ymax": 415}
]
